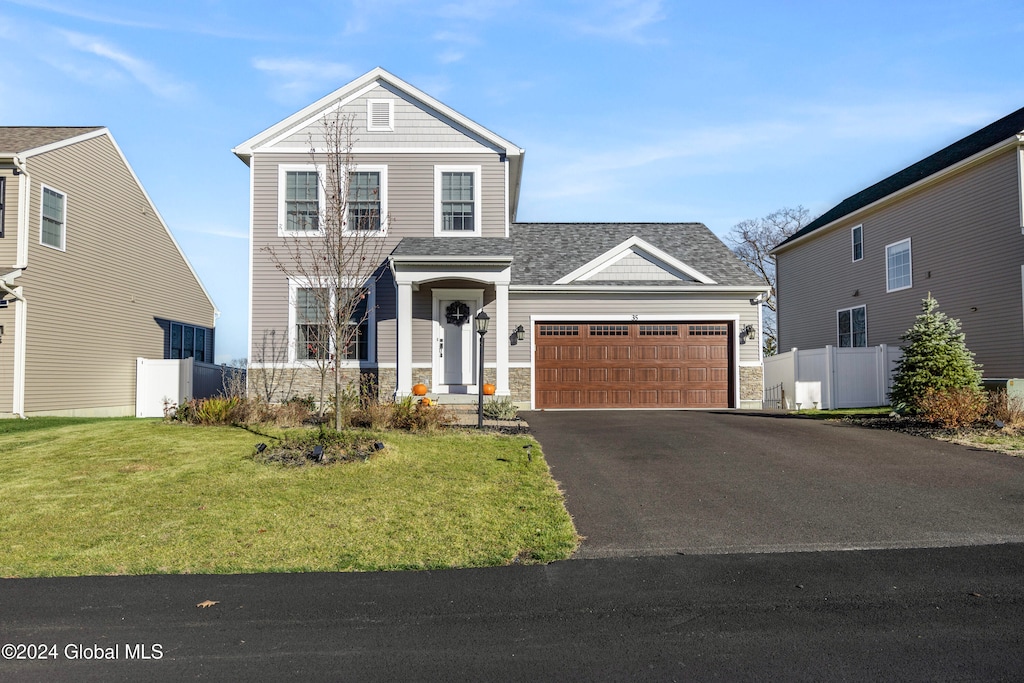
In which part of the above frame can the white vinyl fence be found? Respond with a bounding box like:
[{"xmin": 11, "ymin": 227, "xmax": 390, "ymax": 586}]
[
  {"xmin": 763, "ymin": 345, "xmax": 902, "ymax": 410},
  {"xmin": 135, "ymin": 358, "xmax": 244, "ymax": 418}
]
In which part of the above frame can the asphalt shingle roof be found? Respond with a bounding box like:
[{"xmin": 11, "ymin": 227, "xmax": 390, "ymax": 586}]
[
  {"xmin": 0, "ymin": 127, "xmax": 103, "ymax": 154},
  {"xmin": 392, "ymin": 223, "xmax": 764, "ymax": 287},
  {"xmin": 775, "ymin": 104, "xmax": 1024, "ymax": 250}
]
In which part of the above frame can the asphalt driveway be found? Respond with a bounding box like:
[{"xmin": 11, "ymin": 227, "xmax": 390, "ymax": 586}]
[{"xmin": 525, "ymin": 410, "xmax": 1024, "ymax": 558}]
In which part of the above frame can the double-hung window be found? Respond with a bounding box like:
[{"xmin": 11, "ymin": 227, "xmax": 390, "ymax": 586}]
[
  {"xmin": 435, "ymin": 166, "xmax": 481, "ymax": 235},
  {"xmin": 292, "ymin": 283, "xmax": 373, "ymax": 362},
  {"xmin": 296, "ymin": 287, "xmax": 329, "ymax": 361},
  {"xmin": 168, "ymin": 322, "xmax": 209, "ymax": 362},
  {"xmin": 851, "ymin": 225, "xmax": 863, "ymax": 262},
  {"xmin": 886, "ymin": 238, "xmax": 912, "ymax": 292},
  {"xmin": 346, "ymin": 168, "xmax": 386, "ymax": 233},
  {"xmin": 279, "ymin": 166, "xmax": 323, "ymax": 235},
  {"xmin": 837, "ymin": 306, "xmax": 867, "ymax": 347},
  {"xmin": 41, "ymin": 185, "xmax": 66, "ymax": 250}
]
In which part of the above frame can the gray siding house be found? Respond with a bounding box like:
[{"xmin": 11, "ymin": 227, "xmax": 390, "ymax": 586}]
[
  {"xmin": 0, "ymin": 127, "xmax": 217, "ymax": 417},
  {"xmin": 771, "ymin": 106, "xmax": 1024, "ymax": 380},
  {"xmin": 235, "ymin": 68, "xmax": 767, "ymax": 409}
]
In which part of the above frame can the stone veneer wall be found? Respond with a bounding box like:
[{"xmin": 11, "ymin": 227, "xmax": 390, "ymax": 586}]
[
  {"xmin": 248, "ymin": 367, "xmax": 379, "ymax": 404},
  {"xmin": 739, "ymin": 365, "xmax": 764, "ymax": 409}
]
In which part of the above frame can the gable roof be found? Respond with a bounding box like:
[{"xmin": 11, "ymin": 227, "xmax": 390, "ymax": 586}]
[
  {"xmin": 391, "ymin": 223, "xmax": 766, "ymax": 289},
  {"xmin": 511, "ymin": 223, "xmax": 764, "ymax": 288},
  {"xmin": 773, "ymin": 104, "xmax": 1024, "ymax": 252},
  {"xmin": 0, "ymin": 127, "xmax": 104, "ymax": 156}
]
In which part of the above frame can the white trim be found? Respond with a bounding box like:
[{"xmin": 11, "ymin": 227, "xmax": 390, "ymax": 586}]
[
  {"xmin": 434, "ymin": 165, "xmax": 482, "ymax": 236},
  {"xmin": 432, "ymin": 288, "xmax": 484, "ymax": 393},
  {"xmin": 504, "ymin": 159, "xmax": 510, "ymax": 238},
  {"xmin": 1018, "ymin": 145, "xmax": 1024, "ymax": 233},
  {"xmin": 18, "ymin": 127, "xmax": 108, "ymax": 158},
  {"xmin": 343, "ymin": 164, "xmax": 389, "ymax": 236},
  {"xmin": 554, "ymin": 236, "xmax": 717, "ymax": 285},
  {"xmin": 38, "ymin": 184, "xmax": 66, "ymax": 251},
  {"xmin": 244, "ymin": 146, "xmax": 497, "ymax": 155},
  {"xmin": 286, "ymin": 276, "xmax": 375, "ymax": 365},
  {"xmin": 277, "ymin": 164, "xmax": 325, "ymax": 237},
  {"xmin": 233, "ymin": 68, "xmax": 523, "ymax": 160},
  {"xmin": 851, "ymin": 224, "xmax": 864, "ymax": 262},
  {"xmin": 16, "ymin": 169, "xmax": 29, "ymax": 267},
  {"xmin": 12, "ymin": 293, "xmax": 26, "ymax": 416},
  {"xmin": 885, "ymin": 238, "xmax": 913, "ymax": 293},
  {"xmin": 772, "ymin": 135, "xmax": 1020, "ymax": 256},
  {"xmin": 247, "ymin": 159, "xmax": 255, "ymax": 365},
  {"xmin": 366, "ymin": 99, "xmax": 394, "ymax": 132},
  {"xmin": 512, "ymin": 285, "xmax": 765, "ymax": 293},
  {"xmin": 836, "ymin": 304, "xmax": 868, "ymax": 348}
]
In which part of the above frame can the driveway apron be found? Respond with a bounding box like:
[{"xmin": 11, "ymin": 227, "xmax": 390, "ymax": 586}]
[{"xmin": 525, "ymin": 410, "xmax": 1024, "ymax": 559}]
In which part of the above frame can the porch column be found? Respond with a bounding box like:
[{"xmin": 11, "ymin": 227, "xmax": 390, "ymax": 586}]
[
  {"xmin": 397, "ymin": 281, "xmax": 413, "ymax": 397},
  {"xmin": 496, "ymin": 282, "xmax": 510, "ymax": 396}
]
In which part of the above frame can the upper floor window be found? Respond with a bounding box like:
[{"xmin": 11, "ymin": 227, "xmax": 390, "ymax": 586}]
[
  {"xmin": 366, "ymin": 99, "xmax": 394, "ymax": 132},
  {"xmin": 837, "ymin": 306, "xmax": 867, "ymax": 347},
  {"xmin": 41, "ymin": 185, "xmax": 66, "ymax": 250},
  {"xmin": 886, "ymin": 238, "xmax": 912, "ymax": 292},
  {"xmin": 169, "ymin": 322, "xmax": 209, "ymax": 363},
  {"xmin": 851, "ymin": 224, "xmax": 863, "ymax": 262},
  {"xmin": 346, "ymin": 167, "xmax": 387, "ymax": 234},
  {"xmin": 278, "ymin": 165, "xmax": 323, "ymax": 236},
  {"xmin": 435, "ymin": 165, "xmax": 481, "ymax": 236}
]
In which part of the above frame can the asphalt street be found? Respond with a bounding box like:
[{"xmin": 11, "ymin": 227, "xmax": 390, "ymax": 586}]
[{"xmin": 2, "ymin": 544, "xmax": 1024, "ymax": 681}]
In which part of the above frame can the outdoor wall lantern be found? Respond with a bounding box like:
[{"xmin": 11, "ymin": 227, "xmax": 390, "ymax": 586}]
[
  {"xmin": 475, "ymin": 311, "xmax": 490, "ymax": 429},
  {"xmin": 510, "ymin": 324, "xmax": 526, "ymax": 345}
]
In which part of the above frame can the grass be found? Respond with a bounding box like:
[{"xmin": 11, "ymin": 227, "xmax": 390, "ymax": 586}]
[
  {"xmin": 0, "ymin": 419, "xmax": 578, "ymax": 577},
  {"xmin": 790, "ymin": 406, "xmax": 892, "ymax": 419}
]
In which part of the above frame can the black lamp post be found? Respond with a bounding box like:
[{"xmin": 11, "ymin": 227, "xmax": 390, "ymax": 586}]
[{"xmin": 475, "ymin": 311, "xmax": 490, "ymax": 429}]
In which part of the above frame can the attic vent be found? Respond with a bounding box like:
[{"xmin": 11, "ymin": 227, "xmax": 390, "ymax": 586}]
[{"xmin": 367, "ymin": 99, "xmax": 393, "ymax": 132}]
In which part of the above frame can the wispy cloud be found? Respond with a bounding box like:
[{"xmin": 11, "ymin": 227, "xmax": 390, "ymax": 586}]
[
  {"xmin": 181, "ymin": 223, "xmax": 249, "ymax": 240},
  {"xmin": 571, "ymin": 0, "xmax": 666, "ymax": 44},
  {"xmin": 253, "ymin": 58, "xmax": 358, "ymax": 104},
  {"xmin": 56, "ymin": 30, "xmax": 190, "ymax": 100}
]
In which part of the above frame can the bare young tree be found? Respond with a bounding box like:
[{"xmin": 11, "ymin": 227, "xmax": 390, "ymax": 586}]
[
  {"xmin": 727, "ymin": 206, "xmax": 812, "ymax": 355},
  {"xmin": 251, "ymin": 329, "xmax": 298, "ymax": 402},
  {"xmin": 262, "ymin": 111, "xmax": 388, "ymax": 429}
]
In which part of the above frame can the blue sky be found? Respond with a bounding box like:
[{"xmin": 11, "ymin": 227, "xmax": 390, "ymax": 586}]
[{"xmin": 3, "ymin": 0, "xmax": 1022, "ymax": 362}]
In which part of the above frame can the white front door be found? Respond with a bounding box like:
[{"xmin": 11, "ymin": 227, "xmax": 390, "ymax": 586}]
[{"xmin": 433, "ymin": 290, "xmax": 482, "ymax": 393}]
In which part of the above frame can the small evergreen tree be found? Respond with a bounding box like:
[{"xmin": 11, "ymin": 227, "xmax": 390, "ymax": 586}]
[{"xmin": 889, "ymin": 295, "xmax": 982, "ymax": 413}]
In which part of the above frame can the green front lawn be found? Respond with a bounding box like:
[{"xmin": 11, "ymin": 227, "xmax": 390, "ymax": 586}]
[{"xmin": 0, "ymin": 419, "xmax": 578, "ymax": 577}]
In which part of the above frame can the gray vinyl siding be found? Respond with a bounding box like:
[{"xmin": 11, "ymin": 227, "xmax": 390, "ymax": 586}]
[
  {"xmin": 0, "ymin": 306, "xmax": 12, "ymax": 413},
  {"xmin": 277, "ymin": 84, "xmax": 495, "ymax": 151},
  {"xmin": 507, "ymin": 292, "xmax": 760, "ymax": 365},
  {"xmin": 18, "ymin": 134, "xmax": 215, "ymax": 414},
  {"xmin": 249, "ymin": 149, "xmax": 508, "ymax": 358},
  {"xmin": 776, "ymin": 148, "xmax": 1024, "ymax": 378},
  {"xmin": 0, "ymin": 169, "xmax": 19, "ymax": 413}
]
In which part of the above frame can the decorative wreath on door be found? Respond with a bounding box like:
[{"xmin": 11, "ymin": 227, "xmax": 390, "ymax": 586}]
[{"xmin": 445, "ymin": 301, "xmax": 471, "ymax": 326}]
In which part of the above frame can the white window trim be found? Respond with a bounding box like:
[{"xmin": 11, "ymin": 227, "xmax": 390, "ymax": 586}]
[
  {"xmin": 39, "ymin": 184, "xmax": 66, "ymax": 251},
  {"xmin": 851, "ymin": 224, "xmax": 863, "ymax": 262},
  {"xmin": 286, "ymin": 277, "xmax": 376, "ymax": 366},
  {"xmin": 885, "ymin": 238, "xmax": 913, "ymax": 292},
  {"xmin": 366, "ymin": 99, "xmax": 394, "ymax": 132},
  {"xmin": 434, "ymin": 165, "xmax": 482, "ymax": 237},
  {"xmin": 836, "ymin": 305, "xmax": 868, "ymax": 347},
  {"xmin": 343, "ymin": 164, "xmax": 389, "ymax": 237},
  {"xmin": 278, "ymin": 164, "xmax": 325, "ymax": 237}
]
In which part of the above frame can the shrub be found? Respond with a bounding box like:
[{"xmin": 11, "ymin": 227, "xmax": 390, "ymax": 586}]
[
  {"xmin": 483, "ymin": 396, "xmax": 519, "ymax": 420},
  {"xmin": 918, "ymin": 387, "xmax": 987, "ymax": 430},
  {"xmin": 253, "ymin": 428, "xmax": 385, "ymax": 466},
  {"xmin": 890, "ymin": 295, "xmax": 982, "ymax": 414},
  {"xmin": 986, "ymin": 389, "xmax": 1024, "ymax": 429}
]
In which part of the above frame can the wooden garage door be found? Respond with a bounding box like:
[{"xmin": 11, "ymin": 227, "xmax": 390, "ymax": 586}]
[{"xmin": 534, "ymin": 322, "xmax": 731, "ymax": 409}]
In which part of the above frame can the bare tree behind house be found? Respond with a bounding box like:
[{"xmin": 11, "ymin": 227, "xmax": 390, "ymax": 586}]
[
  {"xmin": 251, "ymin": 329, "xmax": 298, "ymax": 403},
  {"xmin": 727, "ymin": 206, "xmax": 811, "ymax": 355},
  {"xmin": 262, "ymin": 111, "xmax": 389, "ymax": 429}
]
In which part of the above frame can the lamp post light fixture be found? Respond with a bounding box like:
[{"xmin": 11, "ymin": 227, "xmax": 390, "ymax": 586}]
[{"xmin": 475, "ymin": 311, "xmax": 490, "ymax": 429}]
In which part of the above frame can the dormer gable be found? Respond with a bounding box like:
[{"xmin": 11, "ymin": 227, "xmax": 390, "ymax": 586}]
[{"xmin": 554, "ymin": 235, "xmax": 717, "ymax": 285}]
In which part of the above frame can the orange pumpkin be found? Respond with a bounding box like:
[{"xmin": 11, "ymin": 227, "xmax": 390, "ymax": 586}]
[
  {"xmin": 419, "ymin": 397, "xmax": 432, "ymax": 407},
  {"xmin": 483, "ymin": 383, "xmax": 496, "ymax": 395},
  {"xmin": 412, "ymin": 383, "xmax": 428, "ymax": 396}
]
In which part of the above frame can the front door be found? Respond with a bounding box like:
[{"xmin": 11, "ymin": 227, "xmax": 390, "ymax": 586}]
[{"xmin": 434, "ymin": 290, "xmax": 482, "ymax": 393}]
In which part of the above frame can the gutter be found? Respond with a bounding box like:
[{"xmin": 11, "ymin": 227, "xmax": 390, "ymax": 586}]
[{"xmin": 771, "ymin": 134, "xmax": 1021, "ymax": 256}]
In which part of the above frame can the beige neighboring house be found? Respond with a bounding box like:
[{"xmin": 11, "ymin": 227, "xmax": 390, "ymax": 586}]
[
  {"xmin": 0, "ymin": 127, "xmax": 217, "ymax": 417},
  {"xmin": 771, "ymin": 105, "xmax": 1024, "ymax": 381},
  {"xmin": 235, "ymin": 68, "xmax": 767, "ymax": 410}
]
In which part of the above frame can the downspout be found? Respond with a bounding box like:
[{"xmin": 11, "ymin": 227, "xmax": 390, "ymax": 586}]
[{"xmin": 12, "ymin": 156, "xmax": 30, "ymax": 417}]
